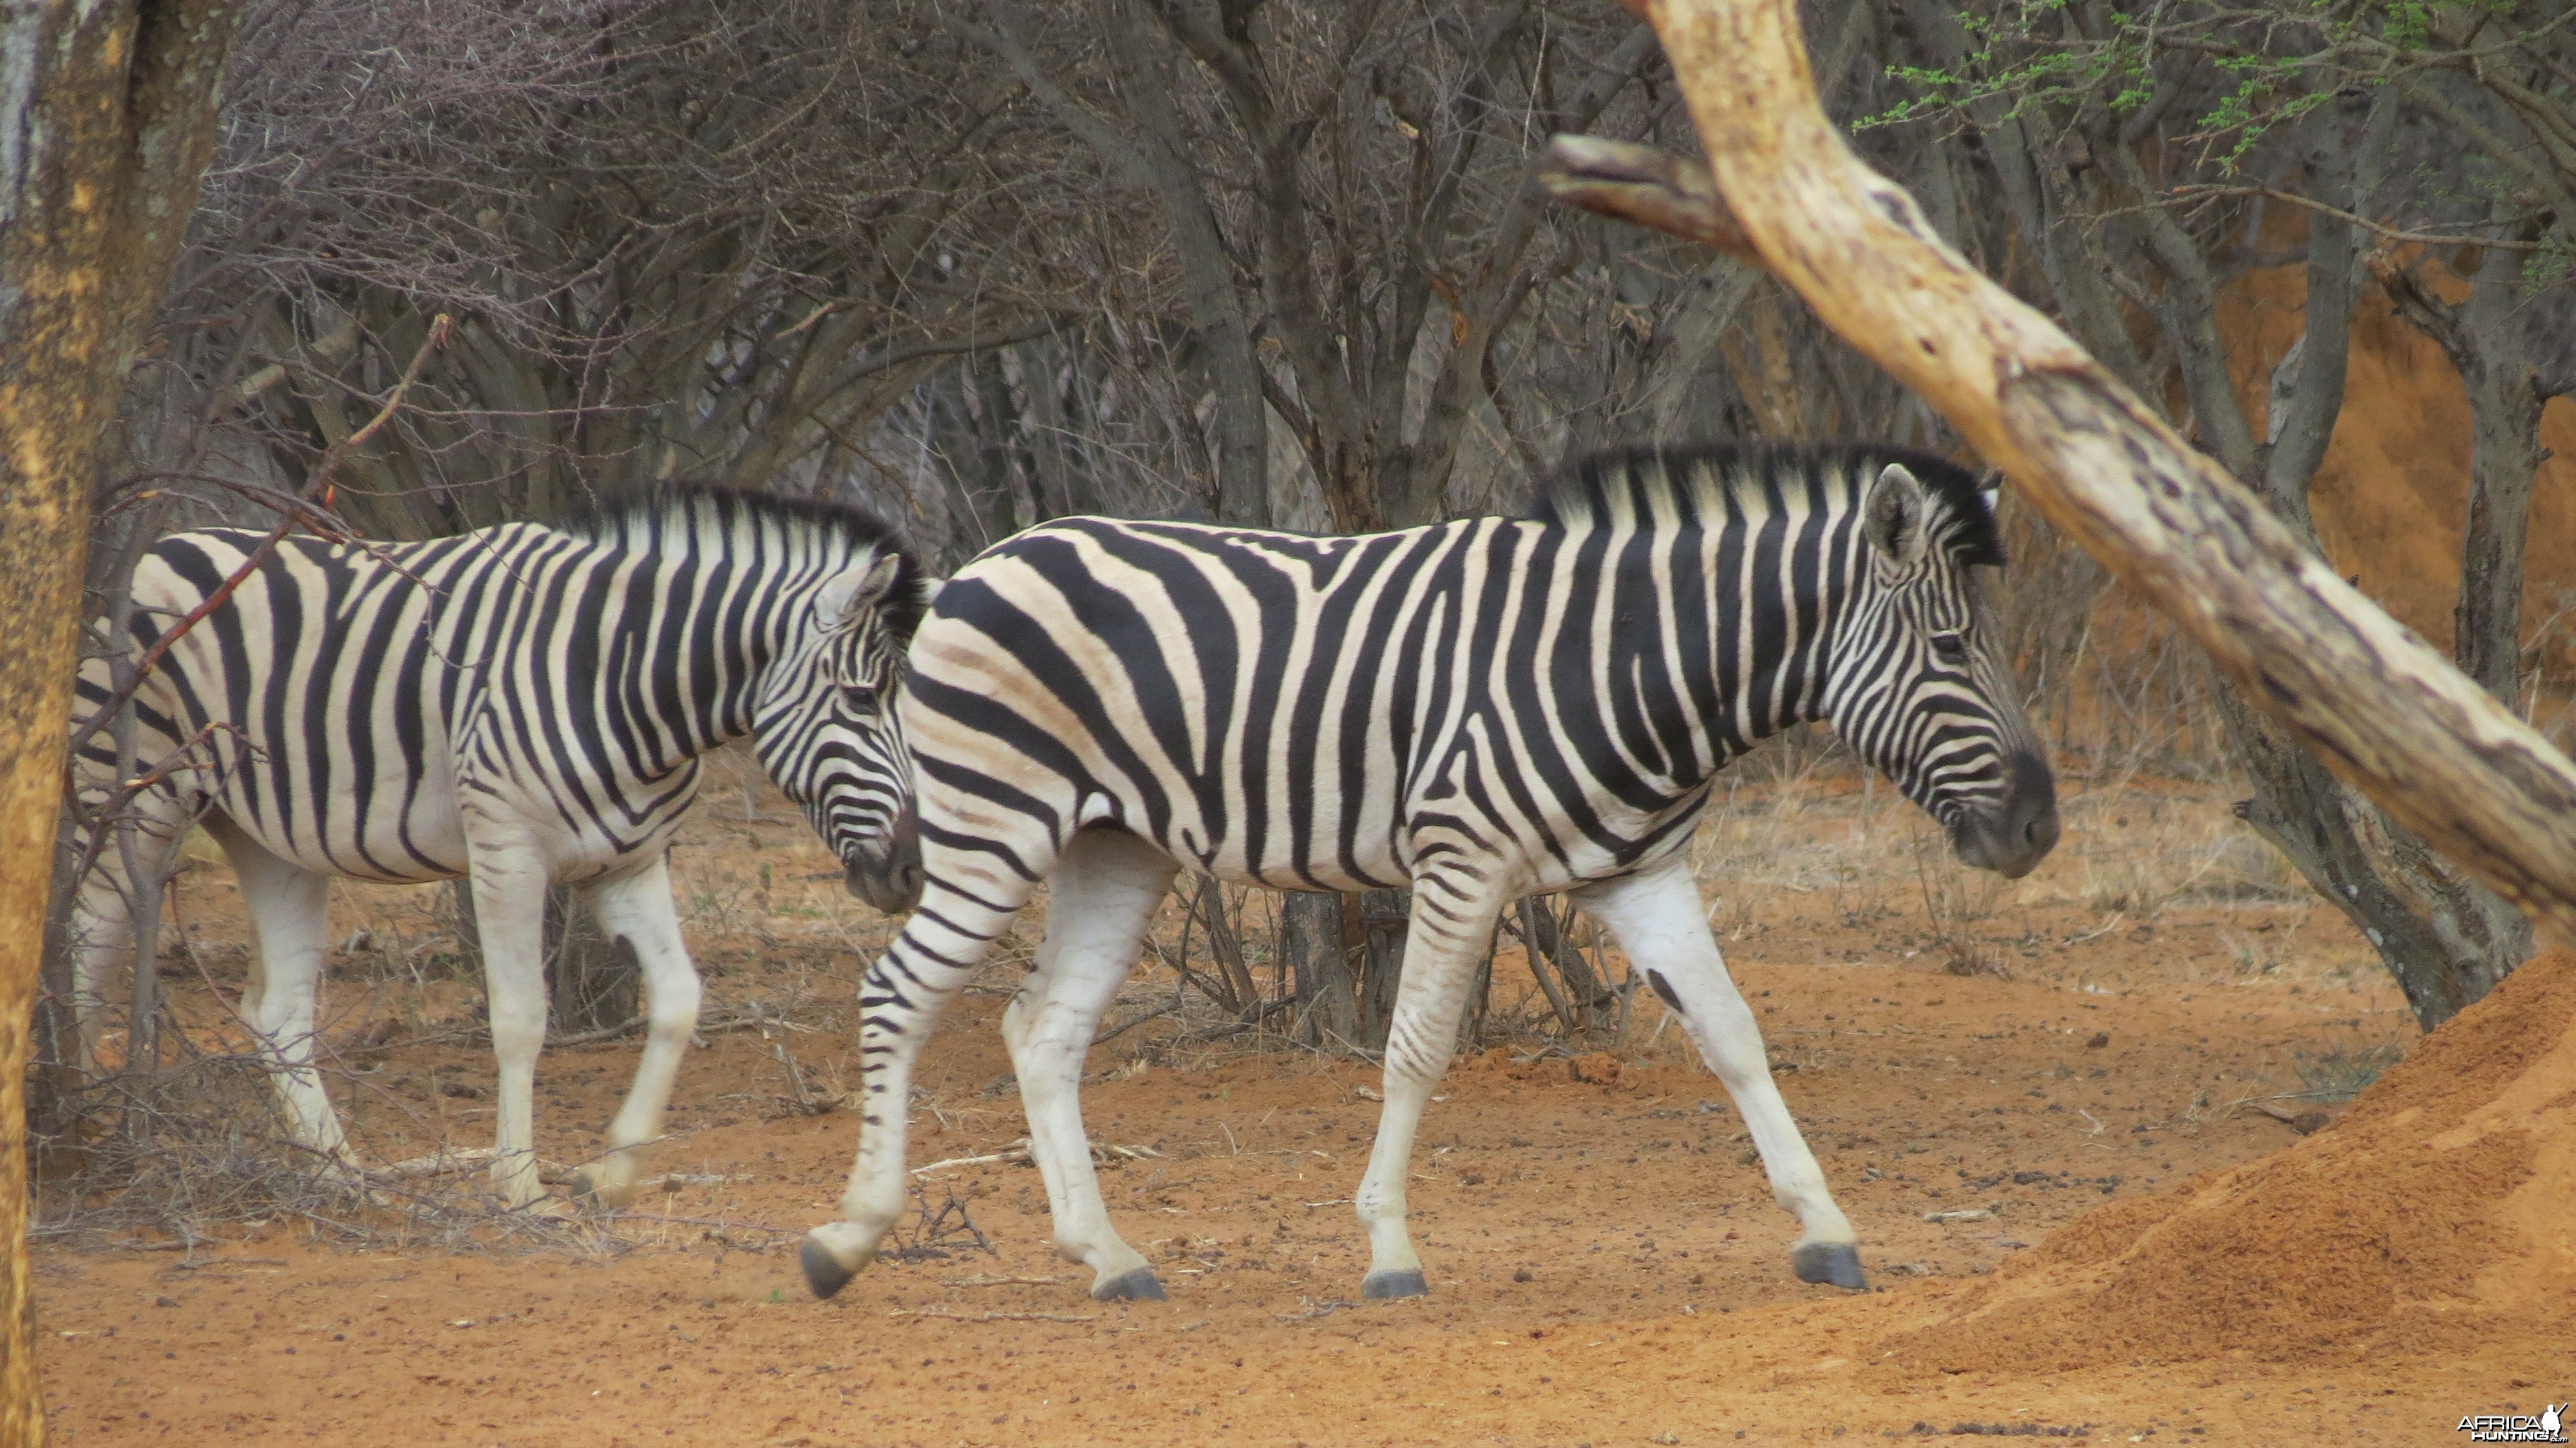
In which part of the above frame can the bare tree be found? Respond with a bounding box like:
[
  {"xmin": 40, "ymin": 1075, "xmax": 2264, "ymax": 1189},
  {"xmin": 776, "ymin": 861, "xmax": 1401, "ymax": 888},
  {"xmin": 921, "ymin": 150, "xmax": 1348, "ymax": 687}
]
[{"xmin": 145, "ymin": 0, "xmax": 1084, "ymax": 537}]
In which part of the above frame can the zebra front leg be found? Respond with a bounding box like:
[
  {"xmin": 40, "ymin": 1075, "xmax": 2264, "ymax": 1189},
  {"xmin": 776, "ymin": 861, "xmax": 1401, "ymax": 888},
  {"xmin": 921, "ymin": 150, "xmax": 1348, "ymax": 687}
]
[
  {"xmin": 465, "ymin": 844, "xmax": 555, "ymax": 1211},
  {"xmin": 212, "ymin": 822, "xmax": 353, "ymax": 1168},
  {"xmin": 1573, "ymin": 859, "xmax": 1865, "ymax": 1289},
  {"xmin": 802, "ymin": 876, "xmax": 1029, "ymax": 1299},
  {"xmin": 1001, "ymin": 831, "xmax": 1175, "ymax": 1300},
  {"xmin": 1353, "ymin": 877, "xmax": 1508, "ymax": 1300},
  {"xmin": 569, "ymin": 857, "xmax": 702, "ymax": 1210}
]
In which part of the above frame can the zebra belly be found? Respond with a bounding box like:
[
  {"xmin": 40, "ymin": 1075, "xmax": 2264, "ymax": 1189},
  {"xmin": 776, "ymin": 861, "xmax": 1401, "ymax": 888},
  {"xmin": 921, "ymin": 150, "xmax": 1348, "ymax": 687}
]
[
  {"xmin": 1172, "ymin": 792, "xmax": 1706, "ymax": 899},
  {"xmin": 200, "ymin": 731, "xmax": 700, "ymax": 886},
  {"xmin": 913, "ymin": 717, "xmax": 1702, "ymax": 902}
]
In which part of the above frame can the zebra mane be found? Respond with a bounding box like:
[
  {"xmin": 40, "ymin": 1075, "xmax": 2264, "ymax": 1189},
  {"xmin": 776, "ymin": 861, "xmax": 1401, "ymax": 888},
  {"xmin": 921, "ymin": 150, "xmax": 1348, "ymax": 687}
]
[
  {"xmin": 551, "ymin": 482, "xmax": 933, "ymax": 635},
  {"xmin": 1523, "ymin": 442, "xmax": 2005, "ymax": 568}
]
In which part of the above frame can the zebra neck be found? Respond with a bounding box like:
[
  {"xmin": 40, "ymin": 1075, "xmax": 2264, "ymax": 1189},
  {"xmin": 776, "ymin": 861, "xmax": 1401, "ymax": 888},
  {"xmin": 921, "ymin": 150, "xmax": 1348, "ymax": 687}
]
[
  {"xmin": 583, "ymin": 551, "xmax": 781, "ymax": 779},
  {"xmin": 1634, "ymin": 513, "xmax": 1854, "ymax": 790}
]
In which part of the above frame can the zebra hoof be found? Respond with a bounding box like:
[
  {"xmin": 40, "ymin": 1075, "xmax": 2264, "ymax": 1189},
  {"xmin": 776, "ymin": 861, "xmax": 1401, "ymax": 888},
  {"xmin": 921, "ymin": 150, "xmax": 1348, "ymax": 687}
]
[
  {"xmin": 1361, "ymin": 1269, "xmax": 1429, "ymax": 1300},
  {"xmin": 1092, "ymin": 1268, "xmax": 1166, "ymax": 1302},
  {"xmin": 568, "ymin": 1169, "xmax": 634, "ymax": 1213},
  {"xmin": 800, "ymin": 1226, "xmax": 878, "ymax": 1300},
  {"xmin": 1792, "ymin": 1241, "xmax": 1868, "ymax": 1290}
]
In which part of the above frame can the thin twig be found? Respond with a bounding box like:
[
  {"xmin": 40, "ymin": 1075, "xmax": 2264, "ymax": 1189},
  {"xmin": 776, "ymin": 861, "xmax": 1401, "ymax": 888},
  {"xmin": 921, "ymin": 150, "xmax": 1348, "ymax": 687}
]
[
  {"xmin": 890, "ymin": 1308, "xmax": 1096, "ymax": 1324},
  {"xmin": 2155, "ymin": 184, "xmax": 2546, "ymax": 252},
  {"xmin": 66, "ymin": 316, "xmax": 453, "ymax": 763}
]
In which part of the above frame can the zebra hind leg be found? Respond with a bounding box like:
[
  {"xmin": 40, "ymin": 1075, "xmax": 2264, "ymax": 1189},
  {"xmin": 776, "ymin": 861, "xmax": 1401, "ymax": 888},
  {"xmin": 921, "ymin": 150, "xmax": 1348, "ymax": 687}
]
[
  {"xmin": 802, "ymin": 873, "xmax": 1033, "ymax": 1299},
  {"xmin": 68, "ymin": 839, "xmax": 141, "ymax": 1080},
  {"xmin": 1352, "ymin": 875, "xmax": 1511, "ymax": 1300},
  {"xmin": 1573, "ymin": 861, "xmax": 1866, "ymax": 1290},
  {"xmin": 66, "ymin": 785, "xmax": 192, "ymax": 1078},
  {"xmin": 1001, "ymin": 831, "xmax": 1177, "ymax": 1300},
  {"xmin": 568, "ymin": 858, "xmax": 703, "ymax": 1210}
]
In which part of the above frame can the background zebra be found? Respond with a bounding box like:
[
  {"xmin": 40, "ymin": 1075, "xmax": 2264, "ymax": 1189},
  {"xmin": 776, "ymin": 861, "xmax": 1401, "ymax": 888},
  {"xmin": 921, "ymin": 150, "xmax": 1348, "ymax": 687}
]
[
  {"xmin": 800, "ymin": 441, "xmax": 2058, "ymax": 1302},
  {"xmin": 67, "ymin": 486, "xmax": 933, "ymax": 1210}
]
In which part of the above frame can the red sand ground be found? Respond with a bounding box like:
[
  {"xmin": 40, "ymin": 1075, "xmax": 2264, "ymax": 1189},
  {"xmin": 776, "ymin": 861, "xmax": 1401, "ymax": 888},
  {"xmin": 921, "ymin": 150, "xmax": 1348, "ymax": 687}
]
[{"xmin": 32, "ymin": 770, "xmax": 2571, "ymax": 1445}]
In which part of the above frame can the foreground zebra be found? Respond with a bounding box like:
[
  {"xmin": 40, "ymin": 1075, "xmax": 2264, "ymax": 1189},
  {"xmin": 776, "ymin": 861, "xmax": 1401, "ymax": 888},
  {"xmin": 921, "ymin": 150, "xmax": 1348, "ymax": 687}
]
[
  {"xmin": 800, "ymin": 441, "xmax": 2059, "ymax": 1302},
  {"xmin": 69, "ymin": 486, "xmax": 931, "ymax": 1209}
]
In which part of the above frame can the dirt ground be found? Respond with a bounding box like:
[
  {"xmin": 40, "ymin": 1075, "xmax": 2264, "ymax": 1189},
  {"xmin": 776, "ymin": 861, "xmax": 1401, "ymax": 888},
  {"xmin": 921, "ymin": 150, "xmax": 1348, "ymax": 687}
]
[{"xmin": 31, "ymin": 756, "xmax": 2568, "ymax": 1445}]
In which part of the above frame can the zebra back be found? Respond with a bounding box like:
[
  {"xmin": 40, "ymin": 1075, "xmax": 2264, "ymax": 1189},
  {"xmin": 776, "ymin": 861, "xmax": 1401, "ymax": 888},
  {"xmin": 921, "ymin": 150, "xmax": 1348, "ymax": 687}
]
[{"xmin": 73, "ymin": 485, "xmax": 930, "ymax": 903}]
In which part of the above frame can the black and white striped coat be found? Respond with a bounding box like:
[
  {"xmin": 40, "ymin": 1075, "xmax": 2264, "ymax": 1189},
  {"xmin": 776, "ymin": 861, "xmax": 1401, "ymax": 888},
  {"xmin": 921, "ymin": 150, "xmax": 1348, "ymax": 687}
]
[
  {"xmin": 70, "ymin": 486, "xmax": 930, "ymax": 1208},
  {"xmin": 799, "ymin": 442, "xmax": 2060, "ymax": 1301}
]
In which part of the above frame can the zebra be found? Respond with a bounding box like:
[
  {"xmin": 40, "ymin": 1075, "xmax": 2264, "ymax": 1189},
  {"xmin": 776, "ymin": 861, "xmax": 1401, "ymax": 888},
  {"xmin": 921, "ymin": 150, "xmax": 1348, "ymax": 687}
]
[
  {"xmin": 795, "ymin": 440, "xmax": 2060, "ymax": 1304},
  {"xmin": 67, "ymin": 485, "xmax": 933, "ymax": 1210}
]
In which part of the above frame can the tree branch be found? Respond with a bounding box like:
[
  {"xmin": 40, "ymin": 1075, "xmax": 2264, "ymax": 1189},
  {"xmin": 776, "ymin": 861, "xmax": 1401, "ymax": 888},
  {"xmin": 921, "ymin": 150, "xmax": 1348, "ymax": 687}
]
[
  {"xmin": 1571, "ymin": 0, "xmax": 2576, "ymax": 946},
  {"xmin": 1531, "ymin": 136, "xmax": 1759, "ymax": 262}
]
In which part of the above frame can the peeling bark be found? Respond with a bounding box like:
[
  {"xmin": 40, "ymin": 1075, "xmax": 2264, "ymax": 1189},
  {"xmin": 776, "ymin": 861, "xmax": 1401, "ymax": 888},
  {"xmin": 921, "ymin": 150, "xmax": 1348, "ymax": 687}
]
[{"xmin": 2, "ymin": 2, "xmax": 247, "ymax": 1437}]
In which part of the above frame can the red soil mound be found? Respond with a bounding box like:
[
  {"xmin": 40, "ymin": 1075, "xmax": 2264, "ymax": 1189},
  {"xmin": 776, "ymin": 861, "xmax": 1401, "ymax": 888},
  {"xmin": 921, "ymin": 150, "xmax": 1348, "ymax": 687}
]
[{"xmin": 1886, "ymin": 949, "xmax": 2576, "ymax": 1371}]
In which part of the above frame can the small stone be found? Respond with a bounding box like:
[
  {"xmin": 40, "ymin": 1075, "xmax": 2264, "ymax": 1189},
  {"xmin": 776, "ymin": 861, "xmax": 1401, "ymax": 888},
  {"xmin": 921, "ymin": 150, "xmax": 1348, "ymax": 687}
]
[
  {"xmin": 2084, "ymin": 1033, "xmax": 2110, "ymax": 1049},
  {"xmin": 1512, "ymin": 1267, "xmax": 1534, "ymax": 1282},
  {"xmin": 154, "ymin": 1295, "xmax": 178, "ymax": 1308}
]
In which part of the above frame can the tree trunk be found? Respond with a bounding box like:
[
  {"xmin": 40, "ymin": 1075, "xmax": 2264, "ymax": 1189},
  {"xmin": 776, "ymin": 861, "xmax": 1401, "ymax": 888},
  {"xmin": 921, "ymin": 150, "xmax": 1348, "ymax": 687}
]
[
  {"xmin": 2125, "ymin": 170, "xmax": 2535, "ymax": 1033},
  {"xmin": 544, "ymin": 894, "xmax": 639, "ymax": 1037},
  {"xmin": 448, "ymin": 881, "xmax": 639, "ymax": 1035},
  {"xmin": 975, "ymin": 0, "xmax": 1271, "ymax": 529},
  {"xmin": 1280, "ymin": 891, "xmax": 1356, "ymax": 1050},
  {"xmin": 1350, "ymin": 888, "xmax": 1411, "ymax": 1054},
  {"xmin": 1537, "ymin": 1, "xmax": 2576, "ymax": 964},
  {"xmin": 1519, "ymin": 896, "xmax": 1616, "ymax": 1036},
  {"xmin": 3, "ymin": 3, "xmax": 245, "ymax": 1438},
  {"xmin": 2378, "ymin": 236, "xmax": 2553, "ymax": 711},
  {"xmin": 1095, "ymin": 0, "xmax": 1269, "ymax": 527}
]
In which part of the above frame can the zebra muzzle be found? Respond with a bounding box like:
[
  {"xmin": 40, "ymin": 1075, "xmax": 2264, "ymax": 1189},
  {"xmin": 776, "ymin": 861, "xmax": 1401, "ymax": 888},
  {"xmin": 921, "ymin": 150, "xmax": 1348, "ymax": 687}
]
[
  {"xmin": 1948, "ymin": 751, "xmax": 2061, "ymax": 879},
  {"xmin": 843, "ymin": 808, "xmax": 924, "ymax": 914}
]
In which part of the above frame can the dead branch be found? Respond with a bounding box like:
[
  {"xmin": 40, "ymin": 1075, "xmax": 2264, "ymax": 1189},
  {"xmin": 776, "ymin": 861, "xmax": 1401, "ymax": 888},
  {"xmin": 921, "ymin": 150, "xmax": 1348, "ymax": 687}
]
[
  {"xmin": 1532, "ymin": 135, "xmax": 1760, "ymax": 262},
  {"xmin": 64, "ymin": 316, "xmax": 451, "ymax": 767},
  {"xmin": 1540, "ymin": 0, "xmax": 2576, "ymax": 945},
  {"xmin": 889, "ymin": 1308, "xmax": 1096, "ymax": 1324},
  {"xmin": 910, "ymin": 1137, "xmax": 1164, "ymax": 1176},
  {"xmin": 373, "ymin": 1147, "xmax": 574, "ymax": 1184}
]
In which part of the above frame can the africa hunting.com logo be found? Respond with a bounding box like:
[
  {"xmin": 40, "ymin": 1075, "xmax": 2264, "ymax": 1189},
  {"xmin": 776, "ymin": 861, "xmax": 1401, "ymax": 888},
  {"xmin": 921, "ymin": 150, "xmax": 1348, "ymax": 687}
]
[{"xmin": 2459, "ymin": 1404, "xmax": 2567, "ymax": 1443}]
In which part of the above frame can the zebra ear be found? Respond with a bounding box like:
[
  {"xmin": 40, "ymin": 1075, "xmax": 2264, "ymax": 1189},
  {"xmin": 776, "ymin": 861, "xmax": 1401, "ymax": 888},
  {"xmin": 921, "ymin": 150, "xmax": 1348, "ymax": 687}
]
[
  {"xmin": 814, "ymin": 552, "xmax": 905, "ymax": 625},
  {"xmin": 1864, "ymin": 464, "xmax": 1930, "ymax": 567}
]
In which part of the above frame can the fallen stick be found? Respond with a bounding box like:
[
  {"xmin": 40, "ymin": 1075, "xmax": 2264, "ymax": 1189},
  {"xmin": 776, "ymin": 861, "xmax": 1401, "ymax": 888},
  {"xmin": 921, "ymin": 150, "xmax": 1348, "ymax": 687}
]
[
  {"xmin": 889, "ymin": 1308, "xmax": 1095, "ymax": 1324},
  {"xmin": 911, "ymin": 1138, "xmax": 1164, "ymax": 1176},
  {"xmin": 372, "ymin": 1147, "xmax": 574, "ymax": 1183}
]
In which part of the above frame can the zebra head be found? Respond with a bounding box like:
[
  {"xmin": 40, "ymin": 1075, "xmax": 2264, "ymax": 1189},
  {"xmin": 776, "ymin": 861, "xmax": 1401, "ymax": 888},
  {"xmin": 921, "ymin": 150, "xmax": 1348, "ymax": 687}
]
[
  {"xmin": 751, "ymin": 550, "xmax": 934, "ymax": 915},
  {"xmin": 1823, "ymin": 462, "xmax": 2059, "ymax": 879}
]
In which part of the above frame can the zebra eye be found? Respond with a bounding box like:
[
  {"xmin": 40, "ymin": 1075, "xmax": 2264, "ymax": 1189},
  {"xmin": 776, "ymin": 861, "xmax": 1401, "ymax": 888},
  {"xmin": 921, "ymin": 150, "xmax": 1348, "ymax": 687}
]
[
  {"xmin": 838, "ymin": 683, "xmax": 880, "ymax": 714},
  {"xmin": 1930, "ymin": 633, "xmax": 1970, "ymax": 666}
]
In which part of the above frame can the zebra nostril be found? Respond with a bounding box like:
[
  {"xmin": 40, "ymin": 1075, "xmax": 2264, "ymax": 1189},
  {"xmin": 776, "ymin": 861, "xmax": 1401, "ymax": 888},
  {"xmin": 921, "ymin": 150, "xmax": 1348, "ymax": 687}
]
[{"xmin": 2022, "ymin": 806, "xmax": 2061, "ymax": 859}]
